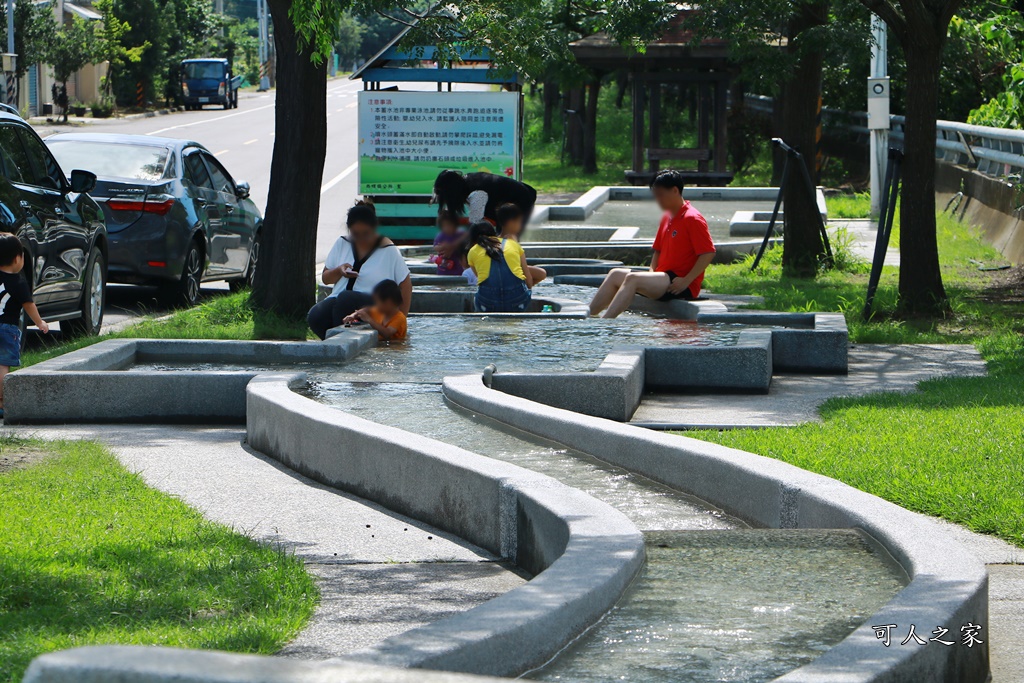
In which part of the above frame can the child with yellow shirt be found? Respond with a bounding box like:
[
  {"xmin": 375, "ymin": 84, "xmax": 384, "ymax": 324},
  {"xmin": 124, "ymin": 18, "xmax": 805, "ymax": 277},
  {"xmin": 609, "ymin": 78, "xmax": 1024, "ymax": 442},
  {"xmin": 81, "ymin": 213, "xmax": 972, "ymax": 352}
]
[{"xmin": 467, "ymin": 221, "xmax": 533, "ymax": 313}]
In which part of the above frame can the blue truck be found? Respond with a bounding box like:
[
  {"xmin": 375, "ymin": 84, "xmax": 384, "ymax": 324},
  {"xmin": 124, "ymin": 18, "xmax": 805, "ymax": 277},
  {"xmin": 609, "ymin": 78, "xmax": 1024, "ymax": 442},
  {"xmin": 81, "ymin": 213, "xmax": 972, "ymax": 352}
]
[{"xmin": 180, "ymin": 58, "xmax": 241, "ymax": 111}]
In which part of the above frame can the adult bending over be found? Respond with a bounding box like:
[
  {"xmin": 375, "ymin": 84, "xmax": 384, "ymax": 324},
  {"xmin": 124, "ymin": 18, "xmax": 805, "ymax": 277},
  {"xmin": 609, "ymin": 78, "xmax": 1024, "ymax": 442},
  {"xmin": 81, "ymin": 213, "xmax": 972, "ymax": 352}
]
[
  {"xmin": 589, "ymin": 171, "xmax": 716, "ymax": 318},
  {"xmin": 308, "ymin": 201, "xmax": 412, "ymax": 340},
  {"xmin": 432, "ymin": 170, "xmax": 537, "ymax": 226}
]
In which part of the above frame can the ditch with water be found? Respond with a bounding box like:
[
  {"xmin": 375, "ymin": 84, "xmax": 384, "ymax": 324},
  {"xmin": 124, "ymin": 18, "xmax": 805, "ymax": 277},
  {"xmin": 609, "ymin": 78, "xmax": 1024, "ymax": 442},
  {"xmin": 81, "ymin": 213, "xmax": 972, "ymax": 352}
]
[{"xmin": 290, "ymin": 283, "xmax": 906, "ymax": 683}]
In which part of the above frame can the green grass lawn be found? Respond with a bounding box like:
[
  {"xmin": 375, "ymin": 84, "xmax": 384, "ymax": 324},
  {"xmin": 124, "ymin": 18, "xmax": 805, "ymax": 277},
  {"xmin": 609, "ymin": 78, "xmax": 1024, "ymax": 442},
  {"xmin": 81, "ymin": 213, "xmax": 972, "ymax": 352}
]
[
  {"xmin": 693, "ymin": 214, "xmax": 1024, "ymax": 548},
  {"xmin": 0, "ymin": 437, "xmax": 318, "ymax": 682},
  {"xmin": 21, "ymin": 291, "xmax": 305, "ymax": 369}
]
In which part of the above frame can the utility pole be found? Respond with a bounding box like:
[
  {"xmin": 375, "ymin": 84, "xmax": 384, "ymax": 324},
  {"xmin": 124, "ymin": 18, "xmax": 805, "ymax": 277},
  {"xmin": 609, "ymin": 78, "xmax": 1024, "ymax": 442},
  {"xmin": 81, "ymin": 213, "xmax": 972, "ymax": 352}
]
[
  {"xmin": 867, "ymin": 15, "xmax": 890, "ymax": 218},
  {"xmin": 257, "ymin": 0, "xmax": 270, "ymax": 91},
  {"xmin": 4, "ymin": 0, "xmax": 16, "ymax": 107}
]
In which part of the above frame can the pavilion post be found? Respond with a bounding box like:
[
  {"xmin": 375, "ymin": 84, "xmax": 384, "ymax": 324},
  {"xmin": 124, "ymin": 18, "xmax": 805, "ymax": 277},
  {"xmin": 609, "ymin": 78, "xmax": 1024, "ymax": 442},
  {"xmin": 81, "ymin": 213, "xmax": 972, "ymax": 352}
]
[{"xmin": 631, "ymin": 73, "xmax": 645, "ymax": 175}]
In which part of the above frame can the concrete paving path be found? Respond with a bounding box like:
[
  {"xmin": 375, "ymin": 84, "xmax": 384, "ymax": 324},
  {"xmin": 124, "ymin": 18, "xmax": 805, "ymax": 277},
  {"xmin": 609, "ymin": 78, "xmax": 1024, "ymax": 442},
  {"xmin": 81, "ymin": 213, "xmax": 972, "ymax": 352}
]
[
  {"xmin": 8, "ymin": 424, "xmax": 525, "ymax": 659},
  {"xmin": 831, "ymin": 218, "xmax": 901, "ymax": 267},
  {"xmin": 632, "ymin": 343, "xmax": 987, "ymax": 428}
]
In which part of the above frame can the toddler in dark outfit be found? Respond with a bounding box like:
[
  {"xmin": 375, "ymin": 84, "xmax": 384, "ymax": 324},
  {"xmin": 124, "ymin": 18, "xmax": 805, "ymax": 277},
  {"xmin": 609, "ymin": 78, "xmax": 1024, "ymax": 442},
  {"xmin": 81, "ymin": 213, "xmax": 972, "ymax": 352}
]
[{"xmin": 0, "ymin": 233, "xmax": 49, "ymax": 417}]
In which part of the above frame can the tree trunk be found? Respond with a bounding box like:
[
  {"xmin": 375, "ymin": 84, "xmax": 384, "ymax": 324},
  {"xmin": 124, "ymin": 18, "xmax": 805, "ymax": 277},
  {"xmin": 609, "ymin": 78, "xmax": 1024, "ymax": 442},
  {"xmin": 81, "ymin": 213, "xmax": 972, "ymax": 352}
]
[
  {"xmin": 250, "ymin": 0, "xmax": 328, "ymax": 324},
  {"xmin": 566, "ymin": 87, "xmax": 585, "ymax": 165},
  {"xmin": 780, "ymin": 37, "xmax": 826, "ymax": 277},
  {"xmin": 615, "ymin": 72, "xmax": 628, "ymax": 109},
  {"xmin": 542, "ymin": 81, "xmax": 559, "ymax": 142},
  {"xmin": 897, "ymin": 38, "xmax": 948, "ymax": 314},
  {"xmin": 582, "ymin": 80, "xmax": 601, "ymax": 174}
]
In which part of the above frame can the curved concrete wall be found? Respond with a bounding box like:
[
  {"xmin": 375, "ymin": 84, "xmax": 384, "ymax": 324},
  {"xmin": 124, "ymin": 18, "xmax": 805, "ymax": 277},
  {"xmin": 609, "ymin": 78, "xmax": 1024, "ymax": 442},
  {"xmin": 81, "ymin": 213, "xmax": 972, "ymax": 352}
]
[
  {"xmin": 245, "ymin": 374, "xmax": 645, "ymax": 677},
  {"xmin": 442, "ymin": 374, "xmax": 989, "ymax": 683}
]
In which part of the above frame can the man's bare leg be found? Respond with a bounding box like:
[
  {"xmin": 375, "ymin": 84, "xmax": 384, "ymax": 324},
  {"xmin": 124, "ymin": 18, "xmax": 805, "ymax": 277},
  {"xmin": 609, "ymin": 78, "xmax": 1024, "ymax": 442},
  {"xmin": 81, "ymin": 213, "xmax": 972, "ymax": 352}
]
[
  {"xmin": 588, "ymin": 268, "xmax": 630, "ymax": 316},
  {"xmin": 603, "ymin": 271, "xmax": 671, "ymax": 318}
]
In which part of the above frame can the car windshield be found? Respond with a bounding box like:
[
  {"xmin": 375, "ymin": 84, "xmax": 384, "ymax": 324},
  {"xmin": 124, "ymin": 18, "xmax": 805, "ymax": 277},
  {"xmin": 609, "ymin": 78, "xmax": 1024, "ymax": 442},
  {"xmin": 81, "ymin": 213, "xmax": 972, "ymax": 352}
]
[
  {"xmin": 184, "ymin": 62, "xmax": 224, "ymax": 79},
  {"xmin": 47, "ymin": 141, "xmax": 169, "ymax": 181}
]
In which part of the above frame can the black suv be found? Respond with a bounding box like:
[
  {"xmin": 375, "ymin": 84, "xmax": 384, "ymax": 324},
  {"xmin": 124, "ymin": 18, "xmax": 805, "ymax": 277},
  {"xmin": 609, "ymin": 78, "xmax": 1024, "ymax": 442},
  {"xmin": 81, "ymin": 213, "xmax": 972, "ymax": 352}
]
[{"xmin": 0, "ymin": 112, "xmax": 106, "ymax": 337}]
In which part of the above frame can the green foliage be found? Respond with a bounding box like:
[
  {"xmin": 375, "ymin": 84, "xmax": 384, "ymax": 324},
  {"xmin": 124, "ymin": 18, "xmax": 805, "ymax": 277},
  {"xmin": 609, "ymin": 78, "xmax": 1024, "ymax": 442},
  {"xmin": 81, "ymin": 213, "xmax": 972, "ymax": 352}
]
[
  {"xmin": 335, "ymin": 12, "xmax": 365, "ymax": 67},
  {"xmin": 969, "ymin": 63, "xmax": 1024, "ymax": 128},
  {"xmin": 227, "ymin": 18, "xmax": 261, "ymax": 85},
  {"xmin": 825, "ymin": 192, "xmax": 872, "ymax": 219},
  {"xmin": 93, "ymin": 0, "xmax": 149, "ymax": 103},
  {"xmin": 98, "ymin": 0, "xmax": 219, "ymax": 107},
  {"xmin": 0, "ymin": 439, "xmax": 318, "ymax": 682},
  {"xmin": 47, "ymin": 18, "xmax": 97, "ymax": 86}
]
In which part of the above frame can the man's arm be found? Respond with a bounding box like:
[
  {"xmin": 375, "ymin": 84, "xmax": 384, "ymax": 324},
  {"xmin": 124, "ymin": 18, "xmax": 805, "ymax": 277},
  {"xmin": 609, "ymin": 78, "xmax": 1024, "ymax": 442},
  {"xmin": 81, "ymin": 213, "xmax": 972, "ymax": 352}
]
[
  {"xmin": 667, "ymin": 252, "xmax": 715, "ymax": 294},
  {"xmin": 650, "ymin": 251, "xmax": 660, "ymax": 272}
]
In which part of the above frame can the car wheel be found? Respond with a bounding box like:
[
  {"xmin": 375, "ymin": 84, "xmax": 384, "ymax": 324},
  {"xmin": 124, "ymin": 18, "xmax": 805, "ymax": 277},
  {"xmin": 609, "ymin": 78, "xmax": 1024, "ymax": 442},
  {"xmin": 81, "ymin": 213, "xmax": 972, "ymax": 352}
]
[
  {"xmin": 223, "ymin": 98, "xmax": 231, "ymax": 111},
  {"xmin": 164, "ymin": 241, "xmax": 204, "ymax": 307},
  {"xmin": 63, "ymin": 247, "xmax": 106, "ymax": 338},
  {"xmin": 229, "ymin": 231, "xmax": 260, "ymax": 292}
]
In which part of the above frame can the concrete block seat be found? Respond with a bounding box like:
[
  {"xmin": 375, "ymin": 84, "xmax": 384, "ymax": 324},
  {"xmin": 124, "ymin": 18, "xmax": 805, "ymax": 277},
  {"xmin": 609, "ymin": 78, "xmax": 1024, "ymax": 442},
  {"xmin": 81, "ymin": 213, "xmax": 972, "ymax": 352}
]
[
  {"xmin": 408, "ymin": 257, "xmax": 625, "ymax": 278},
  {"xmin": 408, "ymin": 290, "xmax": 589, "ymax": 318},
  {"xmin": 3, "ymin": 333, "xmax": 377, "ymax": 424}
]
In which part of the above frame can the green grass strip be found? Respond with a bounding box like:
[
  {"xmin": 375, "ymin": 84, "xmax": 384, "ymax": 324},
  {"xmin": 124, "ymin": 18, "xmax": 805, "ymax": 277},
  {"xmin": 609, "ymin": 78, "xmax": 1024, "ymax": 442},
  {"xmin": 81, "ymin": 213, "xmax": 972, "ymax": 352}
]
[
  {"xmin": 688, "ymin": 332, "xmax": 1024, "ymax": 548},
  {"xmin": 0, "ymin": 438, "xmax": 318, "ymax": 682}
]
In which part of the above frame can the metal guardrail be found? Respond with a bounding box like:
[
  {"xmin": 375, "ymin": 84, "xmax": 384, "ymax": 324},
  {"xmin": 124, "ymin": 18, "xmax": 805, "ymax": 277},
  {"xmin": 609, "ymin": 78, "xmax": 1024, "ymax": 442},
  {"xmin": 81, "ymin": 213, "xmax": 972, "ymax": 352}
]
[{"xmin": 743, "ymin": 94, "xmax": 1024, "ymax": 183}]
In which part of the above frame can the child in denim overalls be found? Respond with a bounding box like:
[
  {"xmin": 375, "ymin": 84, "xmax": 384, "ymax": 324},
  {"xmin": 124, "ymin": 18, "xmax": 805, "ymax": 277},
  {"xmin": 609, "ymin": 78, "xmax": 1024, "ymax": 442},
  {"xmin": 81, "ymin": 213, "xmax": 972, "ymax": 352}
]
[{"xmin": 466, "ymin": 222, "xmax": 533, "ymax": 313}]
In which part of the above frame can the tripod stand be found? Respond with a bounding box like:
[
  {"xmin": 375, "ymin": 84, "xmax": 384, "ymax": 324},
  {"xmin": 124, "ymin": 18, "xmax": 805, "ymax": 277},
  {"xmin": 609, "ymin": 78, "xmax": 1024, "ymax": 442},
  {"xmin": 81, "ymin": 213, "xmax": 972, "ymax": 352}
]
[
  {"xmin": 862, "ymin": 147, "xmax": 904, "ymax": 320},
  {"xmin": 751, "ymin": 138, "xmax": 834, "ymax": 271}
]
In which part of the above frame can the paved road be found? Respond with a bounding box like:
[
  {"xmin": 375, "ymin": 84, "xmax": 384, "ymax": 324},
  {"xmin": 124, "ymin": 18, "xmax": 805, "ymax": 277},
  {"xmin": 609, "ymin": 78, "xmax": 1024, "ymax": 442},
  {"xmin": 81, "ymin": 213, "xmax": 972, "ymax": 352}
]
[
  {"xmin": 36, "ymin": 78, "xmax": 365, "ymax": 263},
  {"xmin": 30, "ymin": 78, "xmax": 365, "ymax": 339},
  {"xmin": 31, "ymin": 78, "xmax": 485, "ymax": 341}
]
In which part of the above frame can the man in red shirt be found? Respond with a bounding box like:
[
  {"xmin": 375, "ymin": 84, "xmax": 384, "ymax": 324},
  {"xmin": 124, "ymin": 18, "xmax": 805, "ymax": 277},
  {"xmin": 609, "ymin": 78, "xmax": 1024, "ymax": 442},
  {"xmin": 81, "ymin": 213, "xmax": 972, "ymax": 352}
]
[{"xmin": 589, "ymin": 170, "xmax": 716, "ymax": 318}]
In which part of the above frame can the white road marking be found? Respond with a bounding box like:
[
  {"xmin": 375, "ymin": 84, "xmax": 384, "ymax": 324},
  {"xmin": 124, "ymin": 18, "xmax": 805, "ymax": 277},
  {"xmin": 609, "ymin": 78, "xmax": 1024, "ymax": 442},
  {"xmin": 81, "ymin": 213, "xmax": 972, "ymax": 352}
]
[
  {"xmin": 320, "ymin": 162, "xmax": 357, "ymax": 195},
  {"xmin": 346, "ymin": 102, "xmax": 357, "ymax": 109},
  {"xmin": 243, "ymin": 138, "xmax": 259, "ymax": 145},
  {"xmin": 213, "ymin": 149, "xmax": 229, "ymax": 156},
  {"xmin": 146, "ymin": 103, "xmax": 275, "ymax": 135}
]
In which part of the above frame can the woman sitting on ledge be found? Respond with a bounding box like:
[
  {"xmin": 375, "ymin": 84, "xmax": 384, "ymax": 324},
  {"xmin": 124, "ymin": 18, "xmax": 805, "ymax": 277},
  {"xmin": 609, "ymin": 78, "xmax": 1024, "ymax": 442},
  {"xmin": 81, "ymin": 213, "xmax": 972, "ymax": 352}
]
[
  {"xmin": 307, "ymin": 201, "xmax": 412, "ymax": 340},
  {"xmin": 589, "ymin": 170, "xmax": 716, "ymax": 318}
]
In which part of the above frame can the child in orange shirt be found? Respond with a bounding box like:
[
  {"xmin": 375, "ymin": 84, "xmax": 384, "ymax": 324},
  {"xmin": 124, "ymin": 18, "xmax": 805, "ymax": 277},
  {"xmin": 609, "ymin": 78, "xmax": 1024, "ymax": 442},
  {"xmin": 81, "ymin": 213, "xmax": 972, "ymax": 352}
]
[{"xmin": 344, "ymin": 279, "xmax": 407, "ymax": 341}]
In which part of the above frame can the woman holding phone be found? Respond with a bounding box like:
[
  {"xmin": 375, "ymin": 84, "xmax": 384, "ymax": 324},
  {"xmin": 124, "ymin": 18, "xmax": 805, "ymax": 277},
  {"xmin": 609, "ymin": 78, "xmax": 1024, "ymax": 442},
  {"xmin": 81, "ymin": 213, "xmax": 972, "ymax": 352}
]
[{"xmin": 307, "ymin": 201, "xmax": 412, "ymax": 340}]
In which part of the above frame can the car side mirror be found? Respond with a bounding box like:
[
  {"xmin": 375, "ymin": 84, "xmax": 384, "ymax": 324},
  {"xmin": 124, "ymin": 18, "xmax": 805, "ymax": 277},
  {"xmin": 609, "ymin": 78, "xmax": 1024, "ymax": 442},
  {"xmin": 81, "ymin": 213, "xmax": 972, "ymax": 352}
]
[
  {"xmin": 235, "ymin": 181, "xmax": 250, "ymax": 199},
  {"xmin": 70, "ymin": 169, "xmax": 97, "ymax": 194}
]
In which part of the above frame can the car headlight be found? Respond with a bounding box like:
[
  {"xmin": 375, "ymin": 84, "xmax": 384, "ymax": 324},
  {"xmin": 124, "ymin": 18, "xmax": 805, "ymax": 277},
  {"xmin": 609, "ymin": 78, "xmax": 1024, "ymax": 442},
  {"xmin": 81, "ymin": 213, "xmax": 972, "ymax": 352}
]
[
  {"xmin": 182, "ymin": 82, "xmax": 189, "ymax": 97},
  {"xmin": 218, "ymin": 81, "xmax": 225, "ymax": 96}
]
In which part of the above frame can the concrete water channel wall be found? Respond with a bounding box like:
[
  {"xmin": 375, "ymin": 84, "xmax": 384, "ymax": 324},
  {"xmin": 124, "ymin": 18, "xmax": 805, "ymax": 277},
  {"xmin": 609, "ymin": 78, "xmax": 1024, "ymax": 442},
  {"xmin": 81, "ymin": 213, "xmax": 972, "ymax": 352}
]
[
  {"xmin": 24, "ymin": 366, "xmax": 990, "ymax": 683},
  {"xmin": 10, "ymin": 276, "xmax": 988, "ymax": 682}
]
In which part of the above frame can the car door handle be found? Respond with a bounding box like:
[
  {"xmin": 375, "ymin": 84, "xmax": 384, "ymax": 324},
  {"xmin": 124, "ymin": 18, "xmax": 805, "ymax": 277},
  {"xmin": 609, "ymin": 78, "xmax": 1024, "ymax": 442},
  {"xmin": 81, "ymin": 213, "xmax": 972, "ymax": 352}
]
[
  {"xmin": 19, "ymin": 200, "xmax": 30, "ymax": 209},
  {"xmin": 54, "ymin": 206, "xmax": 64, "ymax": 217},
  {"xmin": 225, "ymin": 204, "xmax": 235, "ymax": 213}
]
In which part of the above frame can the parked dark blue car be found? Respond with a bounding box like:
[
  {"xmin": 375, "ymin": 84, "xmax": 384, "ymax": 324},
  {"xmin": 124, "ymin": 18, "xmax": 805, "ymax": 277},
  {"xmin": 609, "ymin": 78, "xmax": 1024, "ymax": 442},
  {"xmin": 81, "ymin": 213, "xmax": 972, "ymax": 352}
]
[{"xmin": 46, "ymin": 133, "xmax": 261, "ymax": 306}]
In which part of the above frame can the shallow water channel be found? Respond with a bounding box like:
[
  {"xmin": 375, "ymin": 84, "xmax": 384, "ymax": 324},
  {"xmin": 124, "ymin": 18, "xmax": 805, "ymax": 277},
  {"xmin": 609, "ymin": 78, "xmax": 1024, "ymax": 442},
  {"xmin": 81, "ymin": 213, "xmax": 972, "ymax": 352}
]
[{"xmin": 301, "ymin": 380, "xmax": 907, "ymax": 682}]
